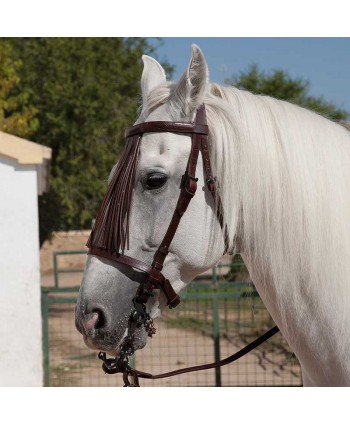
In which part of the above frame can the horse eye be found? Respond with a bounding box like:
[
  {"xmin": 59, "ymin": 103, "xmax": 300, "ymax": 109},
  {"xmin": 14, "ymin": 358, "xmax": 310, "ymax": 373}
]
[{"xmin": 145, "ymin": 172, "xmax": 167, "ymax": 190}]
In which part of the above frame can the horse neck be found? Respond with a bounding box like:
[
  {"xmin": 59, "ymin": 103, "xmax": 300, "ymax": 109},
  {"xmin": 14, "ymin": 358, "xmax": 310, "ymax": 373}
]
[
  {"xmin": 242, "ymin": 251, "xmax": 350, "ymax": 386},
  {"xmin": 214, "ymin": 88, "xmax": 350, "ymax": 385}
]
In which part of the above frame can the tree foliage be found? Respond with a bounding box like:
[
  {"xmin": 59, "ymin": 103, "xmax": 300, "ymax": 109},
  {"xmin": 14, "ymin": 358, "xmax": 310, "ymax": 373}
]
[
  {"xmin": 3, "ymin": 41, "xmax": 347, "ymax": 247},
  {"xmin": 226, "ymin": 64, "xmax": 348, "ymax": 122},
  {"xmin": 0, "ymin": 39, "xmax": 38, "ymax": 137},
  {"xmin": 6, "ymin": 38, "xmax": 172, "ymax": 244}
]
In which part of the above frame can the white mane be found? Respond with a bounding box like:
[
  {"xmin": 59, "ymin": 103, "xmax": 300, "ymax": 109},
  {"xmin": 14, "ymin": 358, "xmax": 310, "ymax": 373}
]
[
  {"xmin": 212, "ymin": 88, "xmax": 350, "ymax": 301},
  {"xmin": 146, "ymin": 82, "xmax": 350, "ymax": 373}
]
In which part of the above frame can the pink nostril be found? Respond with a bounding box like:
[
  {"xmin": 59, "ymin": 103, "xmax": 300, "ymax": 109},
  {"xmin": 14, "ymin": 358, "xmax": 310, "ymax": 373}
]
[{"xmin": 81, "ymin": 312, "xmax": 100, "ymax": 333}]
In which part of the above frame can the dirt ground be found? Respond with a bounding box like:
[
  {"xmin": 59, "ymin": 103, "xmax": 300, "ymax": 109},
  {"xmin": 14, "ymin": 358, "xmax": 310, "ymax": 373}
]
[
  {"xmin": 47, "ymin": 298, "xmax": 301, "ymax": 386},
  {"xmin": 41, "ymin": 231, "xmax": 302, "ymax": 387},
  {"xmin": 40, "ymin": 230, "xmax": 90, "ymax": 275}
]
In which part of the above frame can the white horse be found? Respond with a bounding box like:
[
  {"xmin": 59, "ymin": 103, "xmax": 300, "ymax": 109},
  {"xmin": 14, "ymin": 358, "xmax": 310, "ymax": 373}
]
[{"xmin": 75, "ymin": 45, "xmax": 350, "ymax": 386}]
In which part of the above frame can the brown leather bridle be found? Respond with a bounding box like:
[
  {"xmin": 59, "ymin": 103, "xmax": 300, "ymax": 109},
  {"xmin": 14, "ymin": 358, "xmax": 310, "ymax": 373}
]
[
  {"xmin": 86, "ymin": 104, "xmax": 279, "ymax": 386},
  {"xmin": 88, "ymin": 104, "xmax": 228, "ymax": 309}
]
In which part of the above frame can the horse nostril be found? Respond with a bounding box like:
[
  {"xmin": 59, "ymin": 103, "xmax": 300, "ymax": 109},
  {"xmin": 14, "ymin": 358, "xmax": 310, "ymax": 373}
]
[
  {"xmin": 80, "ymin": 309, "xmax": 107, "ymax": 333},
  {"xmin": 91, "ymin": 308, "xmax": 106, "ymax": 330}
]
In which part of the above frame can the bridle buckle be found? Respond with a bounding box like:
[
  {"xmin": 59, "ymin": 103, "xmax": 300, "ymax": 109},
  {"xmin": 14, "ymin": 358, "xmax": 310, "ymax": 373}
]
[
  {"xmin": 180, "ymin": 172, "xmax": 198, "ymax": 197},
  {"xmin": 206, "ymin": 177, "xmax": 217, "ymax": 192}
]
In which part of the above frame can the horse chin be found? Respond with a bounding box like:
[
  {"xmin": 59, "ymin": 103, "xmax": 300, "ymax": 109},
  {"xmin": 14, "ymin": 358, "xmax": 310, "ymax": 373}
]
[{"xmin": 82, "ymin": 326, "xmax": 148, "ymax": 357}]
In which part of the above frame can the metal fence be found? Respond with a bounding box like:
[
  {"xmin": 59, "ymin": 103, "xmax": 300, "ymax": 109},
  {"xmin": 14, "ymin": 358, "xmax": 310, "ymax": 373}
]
[{"xmin": 41, "ymin": 251, "xmax": 302, "ymax": 386}]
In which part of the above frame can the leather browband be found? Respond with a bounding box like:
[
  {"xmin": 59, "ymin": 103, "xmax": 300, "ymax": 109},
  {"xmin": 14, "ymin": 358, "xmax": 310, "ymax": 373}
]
[{"xmin": 125, "ymin": 121, "xmax": 209, "ymax": 138}]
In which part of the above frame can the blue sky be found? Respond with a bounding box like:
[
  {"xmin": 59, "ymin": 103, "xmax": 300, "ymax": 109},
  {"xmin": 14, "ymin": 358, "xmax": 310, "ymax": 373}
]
[
  {"xmin": 2, "ymin": 4, "xmax": 349, "ymax": 118},
  {"xmin": 150, "ymin": 38, "xmax": 350, "ymax": 118}
]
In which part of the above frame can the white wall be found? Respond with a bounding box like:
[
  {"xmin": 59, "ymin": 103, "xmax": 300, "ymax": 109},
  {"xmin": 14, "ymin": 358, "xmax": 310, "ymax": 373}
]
[{"xmin": 0, "ymin": 156, "xmax": 43, "ymax": 386}]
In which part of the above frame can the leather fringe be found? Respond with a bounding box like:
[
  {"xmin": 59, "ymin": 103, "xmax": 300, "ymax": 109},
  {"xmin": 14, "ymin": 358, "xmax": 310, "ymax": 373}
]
[{"xmin": 87, "ymin": 135, "xmax": 141, "ymax": 253}]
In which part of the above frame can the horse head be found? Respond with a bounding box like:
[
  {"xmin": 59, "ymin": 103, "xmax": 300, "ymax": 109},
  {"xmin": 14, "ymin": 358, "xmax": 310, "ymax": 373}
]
[{"xmin": 75, "ymin": 46, "xmax": 231, "ymax": 356}]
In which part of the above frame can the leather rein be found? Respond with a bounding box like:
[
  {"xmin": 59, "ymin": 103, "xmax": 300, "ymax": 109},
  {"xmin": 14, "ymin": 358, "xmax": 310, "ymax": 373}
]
[{"xmin": 87, "ymin": 104, "xmax": 279, "ymax": 386}]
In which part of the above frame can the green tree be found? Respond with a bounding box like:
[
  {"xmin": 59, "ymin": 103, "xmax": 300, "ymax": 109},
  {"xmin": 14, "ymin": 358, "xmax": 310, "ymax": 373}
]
[
  {"xmin": 0, "ymin": 40, "xmax": 38, "ymax": 137},
  {"xmin": 226, "ymin": 64, "xmax": 348, "ymax": 121},
  {"xmin": 8, "ymin": 38, "xmax": 172, "ymax": 244}
]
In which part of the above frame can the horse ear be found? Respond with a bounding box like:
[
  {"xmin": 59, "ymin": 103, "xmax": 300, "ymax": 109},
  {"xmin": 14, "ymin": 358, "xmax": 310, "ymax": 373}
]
[
  {"xmin": 172, "ymin": 44, "xmax": 209, "ymax": 116},
  {"xmin": 141, "ymin": 55, "xmax": 166, "ymax": 104}
]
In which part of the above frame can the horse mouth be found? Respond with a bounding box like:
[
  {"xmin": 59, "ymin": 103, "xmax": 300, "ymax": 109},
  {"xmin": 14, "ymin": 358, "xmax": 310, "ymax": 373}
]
[
  {"xmin": 75, "ymin": 315, "xmax": 122, "ymax": 355},
  {"xmin": 76, "ymin": 318, "xmax": 147, "ymax": 356},
  {"xmin": 75, "ymin": 303, "xmax": 149, "ymax": 357},
  {"xmin": 82, "ymin": 332, "xmax": 121, "ymax": 356}
]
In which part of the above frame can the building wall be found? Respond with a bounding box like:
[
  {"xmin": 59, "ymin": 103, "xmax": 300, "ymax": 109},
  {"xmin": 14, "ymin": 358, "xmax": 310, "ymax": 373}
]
[{"xmin": 0, "ymin": 156, "xmax": 43, "ymax": 386}]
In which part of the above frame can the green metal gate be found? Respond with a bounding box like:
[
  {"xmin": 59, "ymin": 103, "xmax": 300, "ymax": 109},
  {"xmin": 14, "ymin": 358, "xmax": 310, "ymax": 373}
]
[{"xmin": 41, "ymin": 252, "xmax": 302, "ymax": 386}]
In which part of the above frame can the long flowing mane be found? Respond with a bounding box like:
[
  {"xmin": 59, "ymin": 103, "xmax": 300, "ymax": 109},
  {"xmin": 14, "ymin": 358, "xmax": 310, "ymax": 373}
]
[
  {"xmin": 146, "ymin": 82, "xmax": 350, "ymax": 350},
  {"xmin": 76, "ymin": 46, "xmax": 350, "ymax": 386}
]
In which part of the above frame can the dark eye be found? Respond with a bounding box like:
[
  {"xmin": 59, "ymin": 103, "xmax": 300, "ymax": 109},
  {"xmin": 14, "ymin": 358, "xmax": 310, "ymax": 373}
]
[{"xmin": 145, "ymin": 172, "xmax": 168, "ymax": 190}]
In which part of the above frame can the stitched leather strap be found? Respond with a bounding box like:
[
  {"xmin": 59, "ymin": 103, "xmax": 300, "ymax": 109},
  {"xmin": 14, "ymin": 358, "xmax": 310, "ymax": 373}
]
[
  {"xmin": 88, "ymin": 246, "xmax": 180, "ymax": 308},
  {"xmin": 89, "ymin": 246, "xmax": 153, "ymax": 274},
  {"xmin": 198, "ymin": 109, "xmax": 230, "ymax": 253},
  {"xmin": 150, "ymin": 107, "xmax": 204, "ymax": 272},
  {"xmin": 125, "ymin": 121, "xmax": 209, "ymax": 137},
  {"xmin": 103, "ymin": 326, "xmax": 280, "ymax": 383}
]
